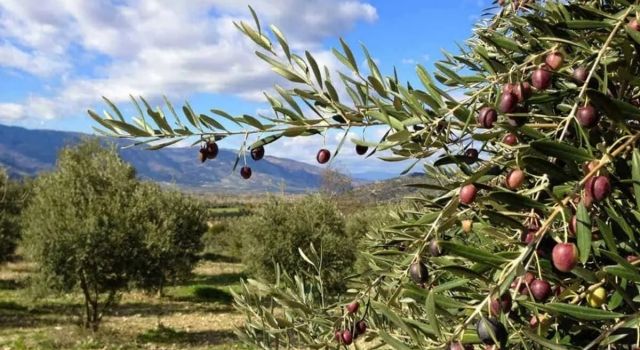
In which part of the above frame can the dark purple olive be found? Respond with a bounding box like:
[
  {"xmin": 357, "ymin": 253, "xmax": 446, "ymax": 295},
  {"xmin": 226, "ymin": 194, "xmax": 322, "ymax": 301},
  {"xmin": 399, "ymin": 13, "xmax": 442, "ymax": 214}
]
[
  {"xmin": 499, "ymin": 93, "xmax": 518, "ymax": 114},
  {"xmin": 206, "ymin": 142, "xmax": 219, "ymax": 159},
  {"xmin": 502, "ymin": 83, "xmax": 515, "ymax": 95},
  {"xmin": 585, "ymin": 175, "xmax": 611, "ymax": 202},
  {"xmin": 531, "ymin": 68, "xmax": 552, "ymax": 90},
  {"xmin": 530, "ymin": 279, "xmax": 551, "ymax": 301},
  {"xmin": 502, "ymin": 133, "xmax": 518, "ymax": 146},
  {"xmin": 346, "ymin": 301, "xmax": 359, "ymax": 314},
  {"xmin": 513, "ymin": 82, "xmax": 532, "ymax": 102},
  {"xmin": 464, "ymin": 148, "xmax": 479, "ymax": 164},
  {"xmin": 573, "ymin": 67, "xmax": 588, "ymax": 85},
  {"xmin": 251, "ymin": 146, "xmax": 265, "ymax": 161},
  {"xmin": 240, "ymin": 166, "xmax": 252, "ymax": 179},
  {"xmin": 552, "ymin": 243, "xmax": 579, "ymax": 272},
  {"xmin": 356, "ymin": 320, "xmax": 367, "ymax": 335},
  {"xmin": 477, "ymin": 107, "xmax": 497, "ymax": 129},
  {"xmin": 429, "ymin": 240, "xmax": 442, "ymax": 257},
  {"xmin": 568, "ymin": 215, "xmax": 577, "ymax": 236},
  {"xmin": 342, "ymin": 330, "xmax": 353, "ymax": 345},
  {"xmin": 476, "ymin": 317, "xmax": 508, "ymax": 346},
  {"xmin": 316, "ymin": 149, "xmax": 331, "ymax": 164},
  {"xmin": 577, "ymin": 104, "xmax": 599, "ymax": 128},
  {"xmin": 334, "ymin": 330, "xmax": 342, "ymax": 343},
  {"xmin": 409, "ymin": 261, "xmax": 429, "ymax": 284},
  {"xmin": 489, "ymin": 293, "xmax": 512, "ymax": 316},
  {"xmin": 507, "ymin": 116, "xmax": 527, "ymax": 127},
  {"xmin": 199, "ymin": 148, "xmax": 207, "ymax": 163},
  {"xmin": 355, "ymin": 144, "xmax": 368, "ymax": 155}
]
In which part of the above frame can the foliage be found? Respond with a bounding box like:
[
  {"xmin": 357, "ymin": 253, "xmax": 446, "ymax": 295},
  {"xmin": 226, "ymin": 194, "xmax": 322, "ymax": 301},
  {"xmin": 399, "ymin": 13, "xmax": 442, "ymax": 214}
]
[
  {"xmin": 0, "ymin": 169, "xmax": 26, "ymax": 262},
  {"xmin": 201, "ymin": 204, "xmax": 253, "ymax": 258},
  {"xmin": 235, "ymin": 195, "xmax": 355, "ymax": 293},
  {"xmin": 132, "ymin": 183, "xmax": 208, "ymax": 294},
  {"xmin": 89, "ymin": 1, "xmax": 640, "ymax": 349},
  {"xmin": 21, "ymin": 140, "xmax": 142, "ymax": 330},
  {"xmin": 21, "ymin": 140, "xmax": 208, "ymax": 329}
]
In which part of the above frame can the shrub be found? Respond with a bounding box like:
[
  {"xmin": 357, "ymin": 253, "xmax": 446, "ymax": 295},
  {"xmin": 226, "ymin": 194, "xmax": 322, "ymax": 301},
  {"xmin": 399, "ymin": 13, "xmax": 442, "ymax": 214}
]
[
  {"xmin": 0, "ymin": 169, "xmax": 25, "ymax": 262},
  {"xmin": 202, "ymin": 216, "xmax": 245, "ymax": 258},
  {"xmin": 22, "ymin": 140, "xmax": 142, "ymax": 330},
  {"xmin": 133, "ymin": 183, "xmax": 208, "ymax": 293},
  {"xmin": 21, "ymin": 140, "xmax": 208, "ymax": 329},
  {"xmin": 345, "ymin": 204, "xmax": 395, "ymax": 273},
  {"xmin": 237, "ymin": 195, "xmax": 355, "ymax": 292}
]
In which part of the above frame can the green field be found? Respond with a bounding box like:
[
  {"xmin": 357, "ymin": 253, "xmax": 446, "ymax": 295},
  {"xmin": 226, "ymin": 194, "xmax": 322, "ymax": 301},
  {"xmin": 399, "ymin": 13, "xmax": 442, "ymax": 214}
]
[{"xmin": 0, "ymin": 255, "xmax": 251, "ymax": 350}]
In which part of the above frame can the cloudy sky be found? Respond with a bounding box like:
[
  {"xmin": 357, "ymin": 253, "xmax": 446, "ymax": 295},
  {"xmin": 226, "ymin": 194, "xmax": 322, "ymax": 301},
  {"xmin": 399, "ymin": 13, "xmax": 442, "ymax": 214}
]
[{"xmin": 0, "ymin": 0, "xmax": 495, "ymax": 177}]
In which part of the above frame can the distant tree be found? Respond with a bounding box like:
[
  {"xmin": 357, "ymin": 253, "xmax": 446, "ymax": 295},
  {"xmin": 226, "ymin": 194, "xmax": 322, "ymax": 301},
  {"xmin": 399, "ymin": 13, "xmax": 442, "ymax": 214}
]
[
  {"xmin": 237, "ymin": 195, "xmax": 355, "ymax": 292},
  {"xmin": 21, "ymin": 140, "xmax": 144, "ymax": 330},
  {"xmin": 133, "ymin": 183, "xmax": 208, "ymax": 294},
  {"xmin": 0, "ymin": 169, "xmax": 25, "ymax": 262},
  {"xmin": 320, "ymin": 168, "xmax": 353, "ymax": 196}
]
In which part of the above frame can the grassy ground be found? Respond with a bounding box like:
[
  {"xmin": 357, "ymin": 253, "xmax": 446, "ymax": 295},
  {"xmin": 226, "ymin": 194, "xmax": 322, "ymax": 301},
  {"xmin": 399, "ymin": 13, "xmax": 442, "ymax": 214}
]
[{"xmin": 0, "ymin": 255, "xmax": 252, "ymax": 350}]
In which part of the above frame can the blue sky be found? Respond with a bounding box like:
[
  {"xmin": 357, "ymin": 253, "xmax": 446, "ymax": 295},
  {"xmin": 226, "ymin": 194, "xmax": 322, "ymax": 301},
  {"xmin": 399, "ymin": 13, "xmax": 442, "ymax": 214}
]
[{"xmin": 0, "ymin": 0, "xmax": 495, "ymax": 177}]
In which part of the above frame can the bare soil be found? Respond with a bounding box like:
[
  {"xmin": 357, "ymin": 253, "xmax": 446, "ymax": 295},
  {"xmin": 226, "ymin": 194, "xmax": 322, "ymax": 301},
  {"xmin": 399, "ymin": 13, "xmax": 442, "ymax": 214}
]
[{"xmin": 0, "ymin": 257, "xmax": 251, "ymax": 350}]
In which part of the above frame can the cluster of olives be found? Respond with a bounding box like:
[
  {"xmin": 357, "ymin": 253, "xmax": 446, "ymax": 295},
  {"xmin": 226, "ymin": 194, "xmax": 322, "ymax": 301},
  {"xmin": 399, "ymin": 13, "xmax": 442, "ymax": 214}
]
[
  {"xmin": 440, "ymin": 20, "xmax": 640, "ymax": 347},
  {"xmin": 317, "ymin": 143, "xmax": 369, "ymax": 166},
  {"xmin": 198, "ymin": 139, "xmax": 367, "ymax": 182},
  {"xmin": 334, "ymin": 301, "xmax": 368, "ymax": 346},
  {"xmin": 475, "ymin": 49, "xmax": 600, "ymax": 134},
  {"xmin": 198, "ymin": 141, "xmax": 219, "ymax": 163},
  {"xmin": 198, "ymin": 142, "xmax": 264, "ymax": 180}
]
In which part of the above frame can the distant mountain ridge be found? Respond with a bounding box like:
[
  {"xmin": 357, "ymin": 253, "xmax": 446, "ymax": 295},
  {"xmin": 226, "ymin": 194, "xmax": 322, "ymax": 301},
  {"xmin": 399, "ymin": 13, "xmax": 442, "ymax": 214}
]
[{"xmin": 0, "ymin": 124, "xmax": 328, "ymax": 193}]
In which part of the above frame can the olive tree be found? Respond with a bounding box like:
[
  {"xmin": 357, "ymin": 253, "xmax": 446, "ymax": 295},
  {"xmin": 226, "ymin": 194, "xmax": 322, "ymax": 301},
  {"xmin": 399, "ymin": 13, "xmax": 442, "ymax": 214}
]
[
  {"xmin": 0, "ymin": 169, "xmax": 25, "ymax": 262},
  {"xmin": 133, "ymin": 182, "xmax": 208, "ymax": 294},
  {"xmin": 22, "ymin": 140, "xmax": 146, "ymax": 330},
  {"xmin": 89, "ymin": 1, "xmax": 640, "ymax": 348},
  {"xmin": 235, "ymin": 195, "xmax": 356, "ymax": 293}
]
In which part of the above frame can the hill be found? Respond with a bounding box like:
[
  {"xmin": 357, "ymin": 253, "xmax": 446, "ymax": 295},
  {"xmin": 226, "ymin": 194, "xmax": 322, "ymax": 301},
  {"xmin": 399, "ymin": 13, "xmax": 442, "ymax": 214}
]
[
  {"xmin": 343, "ymin": 172, "xmax": 433, "ymax": 203},
  {"xmin": 0, "ymin": 124, "xmax": 327, "ymax": 193}
]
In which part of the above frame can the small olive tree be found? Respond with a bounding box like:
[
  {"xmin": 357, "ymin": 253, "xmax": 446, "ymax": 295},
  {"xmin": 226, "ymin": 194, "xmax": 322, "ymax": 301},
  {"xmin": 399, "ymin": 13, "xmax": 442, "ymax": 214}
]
[
  {"xmin": 235, "ymin": 195, "xmax": 356, "ymax": 293},
  {"xmin": 22, "ymin": 140, "xmax": 146, "ymax": 330},
  {"xmin": 133, "ymin": 182, "xmax": 208, "ymax": 294}
]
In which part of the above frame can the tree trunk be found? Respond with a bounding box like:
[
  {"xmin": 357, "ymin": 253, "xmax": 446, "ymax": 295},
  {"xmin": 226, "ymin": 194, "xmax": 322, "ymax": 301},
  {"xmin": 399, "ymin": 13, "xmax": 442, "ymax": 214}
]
[
  {"xmin": 157, "ymin": 277, "xmax": 165, "ymax": 297},
  {"xmin": 90, "ymin": 284, "xmax": 101, "ymax": 331},
  {"xmin": 79, "ymin": 273, "xmax": 92, "ymax": 329}
]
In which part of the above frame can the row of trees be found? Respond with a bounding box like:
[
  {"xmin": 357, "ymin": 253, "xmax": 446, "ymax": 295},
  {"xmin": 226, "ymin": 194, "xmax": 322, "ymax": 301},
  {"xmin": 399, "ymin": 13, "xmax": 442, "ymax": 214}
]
[
  {"xmin": 0, "ymin": 169, "xmax": 26, "ymax": 262},
  {"xmin": 18, "ymin": 140, "xmax": 207, "ymax": 330}
]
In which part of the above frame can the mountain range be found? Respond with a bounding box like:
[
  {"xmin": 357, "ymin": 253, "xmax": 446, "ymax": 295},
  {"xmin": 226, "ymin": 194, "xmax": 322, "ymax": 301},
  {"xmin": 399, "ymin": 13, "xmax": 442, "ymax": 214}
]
[{"xmin": 0, "ymin": 124, "xmax": 333, "ymax": 193}]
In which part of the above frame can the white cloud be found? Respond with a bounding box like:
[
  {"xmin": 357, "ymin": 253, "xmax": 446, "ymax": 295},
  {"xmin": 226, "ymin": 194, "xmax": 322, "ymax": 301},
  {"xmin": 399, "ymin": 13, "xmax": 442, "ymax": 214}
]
[
  {"xmin": 0, "ymin": 0, "xmax": 377, "ymax": 122},
  {"xmin": 209, "ymin": 0, "xmax": 377, "ymax": 49},
  {"xmin": 0, "ymin": 103, "xmax": 25, "ymax": 121},
  {"xmin": 0, "ymin": 42, "xmax": 69, "ymax": 76},
  {"xmin": 401, "ymin": 54, "xmax": 430, "ymax": 66},
  {"xmin": 401, "ymin": 58, "xmax": 417, "ymax": 65}
]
